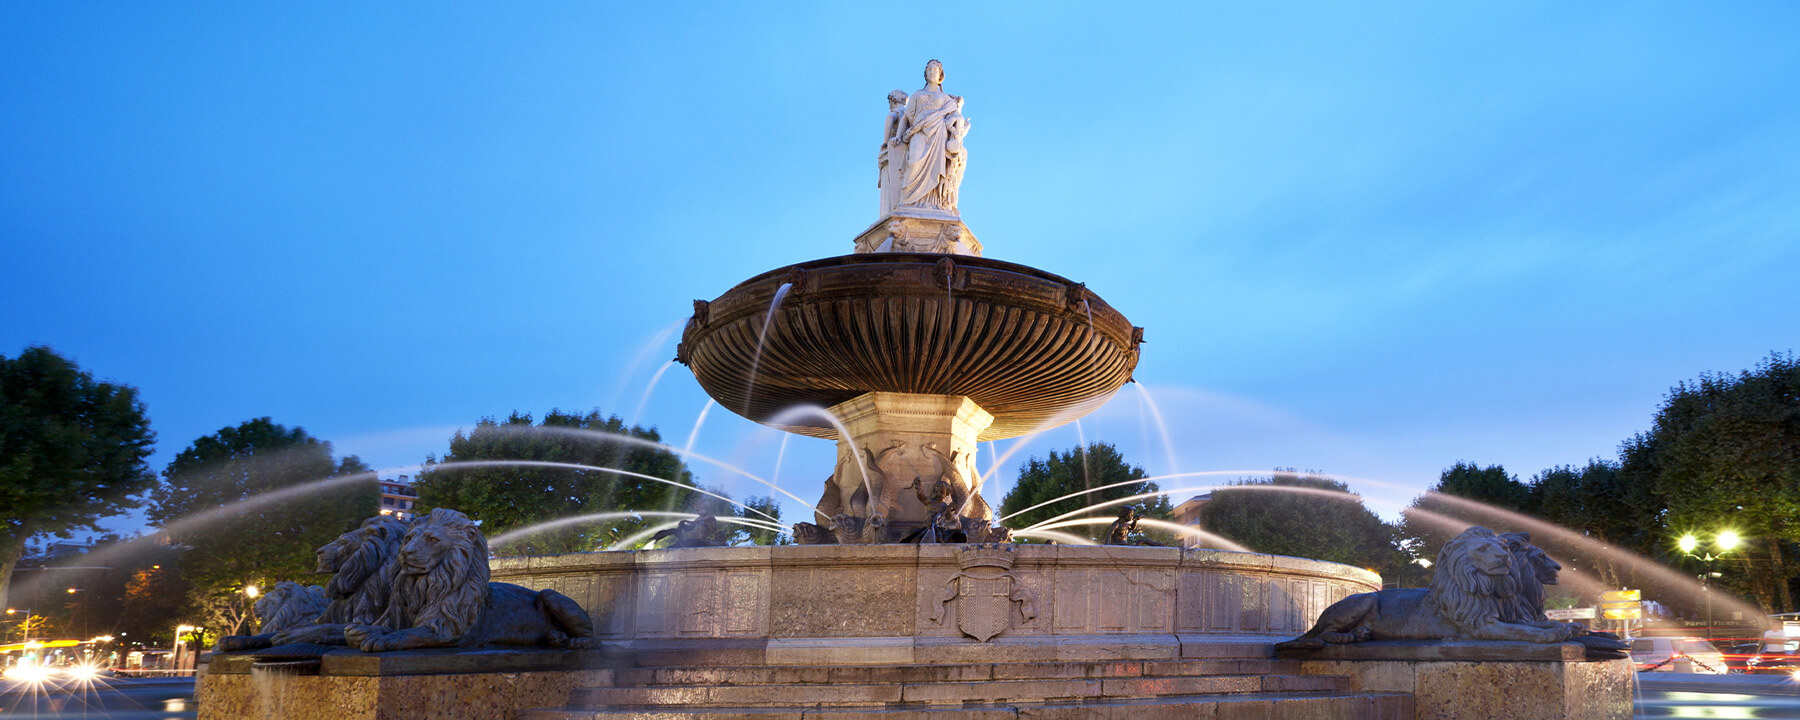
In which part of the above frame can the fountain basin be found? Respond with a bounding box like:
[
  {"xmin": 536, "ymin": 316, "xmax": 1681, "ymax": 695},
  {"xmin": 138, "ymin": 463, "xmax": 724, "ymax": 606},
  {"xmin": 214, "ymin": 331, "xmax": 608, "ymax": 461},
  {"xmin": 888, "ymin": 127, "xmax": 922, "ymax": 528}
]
[
  {"xmin": 491, "ymin": 544, "xmax": 1378, "ymax": 664},
  {"xmin": 677, "ymin": 253, "xmax": 1141, "ymax": 441}
]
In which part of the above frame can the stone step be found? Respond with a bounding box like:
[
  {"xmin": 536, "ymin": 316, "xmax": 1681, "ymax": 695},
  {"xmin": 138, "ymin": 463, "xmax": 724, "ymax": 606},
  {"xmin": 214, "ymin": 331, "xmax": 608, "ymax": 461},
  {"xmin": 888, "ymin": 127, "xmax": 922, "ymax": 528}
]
[
  {"xmin": 572, "ymin": 674, "xmax": 1349, "ymax": 708},
  {"xmin": 523, "ymin": 690, "xmax": 1413, "ymax": 720},
  {"xmin": 609, "ymin": 659, "xmax": 1307, "ymax": 687}
]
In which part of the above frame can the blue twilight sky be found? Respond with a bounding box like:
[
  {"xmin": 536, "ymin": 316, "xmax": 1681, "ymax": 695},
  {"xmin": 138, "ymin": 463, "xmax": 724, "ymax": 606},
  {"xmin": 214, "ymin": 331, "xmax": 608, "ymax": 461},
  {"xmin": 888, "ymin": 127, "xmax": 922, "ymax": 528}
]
[{"xmin": 3, "ymin": 3, "xmax": 1797, "ymax": 537}]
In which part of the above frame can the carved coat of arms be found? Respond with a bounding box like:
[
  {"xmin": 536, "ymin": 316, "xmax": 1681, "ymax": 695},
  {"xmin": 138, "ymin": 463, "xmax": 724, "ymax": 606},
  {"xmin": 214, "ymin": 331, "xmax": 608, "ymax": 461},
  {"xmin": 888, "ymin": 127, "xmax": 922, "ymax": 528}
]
[{"xmin": 931, "ymin": 544, "xmax": 1038, "ymax": 642}]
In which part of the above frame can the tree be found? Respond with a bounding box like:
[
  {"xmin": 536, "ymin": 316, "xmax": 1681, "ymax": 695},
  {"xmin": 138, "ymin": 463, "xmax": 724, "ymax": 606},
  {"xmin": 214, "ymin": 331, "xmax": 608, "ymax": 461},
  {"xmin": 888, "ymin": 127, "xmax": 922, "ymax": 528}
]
[
  {"xmin": 148, "ymin": 418, "xmax": 376, "ymax": 635},
  {"xmin": 115, "ymin": 546, "xmax": 189, "ymax": 643},
  {"xmin": 1621, "ymin": 351, "xmax": 1800, "ymax": 613},
  {"xmin": 999, "ymin": 443, "xmax": 1173, "ymax": 544},
  {"xmin": 1398, "ymin": 461, "xmax": 1531, "ymax": 561},
  {"xmin": 0, "ymin": 346, "xmax": 157, "ymax": 609},
  {"xmin": 1525, "ymin": 459, "xmax": 1661, "ymax": 590},
  {"xmin": 1198, "ymin": 470, "xmax": 1407, "ymax": 579},
  {"xmin": 416, "ymin": 409, "xmax": 702, "ymax": 555}
]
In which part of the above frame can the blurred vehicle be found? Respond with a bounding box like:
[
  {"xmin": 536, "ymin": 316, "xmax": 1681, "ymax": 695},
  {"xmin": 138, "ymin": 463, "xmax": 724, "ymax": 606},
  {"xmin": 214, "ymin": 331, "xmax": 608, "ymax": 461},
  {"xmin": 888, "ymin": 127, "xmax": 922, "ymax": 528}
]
[
  {"xmin": 1632, "ymin": 637, "xmax": 1730, "ymax": 674},
  {"xmin": 1721, "ymin": 640, "xmax": 1763, "ymax": 673},
  {"xmin": 1740, "ymin": 638, "xmax": 1800, "ymax": 676}
]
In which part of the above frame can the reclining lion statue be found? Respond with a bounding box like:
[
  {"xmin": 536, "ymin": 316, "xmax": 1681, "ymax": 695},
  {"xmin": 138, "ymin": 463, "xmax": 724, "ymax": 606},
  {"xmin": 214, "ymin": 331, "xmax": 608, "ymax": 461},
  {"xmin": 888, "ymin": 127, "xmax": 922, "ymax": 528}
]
[
  {"xmin": 215, "ymin": 515, "xmax": 411, "ymax": 651},
  {"xmin": 213, "ymin": 581, "xmax": 329, "ymax": 651},
  {"xmin": 346, "ymin": 508, "xmax": 600, "ymax": 652},
  {"xmin": 1500, "ymin": 531, "xmax": 1630, "ymax": 659},
  {"xmin": 1276, "ymin": 527, "xmax": 1581, "ymax": 651}
]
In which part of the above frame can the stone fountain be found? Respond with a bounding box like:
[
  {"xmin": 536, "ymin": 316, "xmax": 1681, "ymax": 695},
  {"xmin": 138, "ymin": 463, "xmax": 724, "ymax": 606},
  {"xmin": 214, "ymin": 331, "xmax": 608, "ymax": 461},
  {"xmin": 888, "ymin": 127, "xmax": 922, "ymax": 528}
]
[{"xmin": 197, "ymin": 61, "xmax": 1633, "ymax": 720}]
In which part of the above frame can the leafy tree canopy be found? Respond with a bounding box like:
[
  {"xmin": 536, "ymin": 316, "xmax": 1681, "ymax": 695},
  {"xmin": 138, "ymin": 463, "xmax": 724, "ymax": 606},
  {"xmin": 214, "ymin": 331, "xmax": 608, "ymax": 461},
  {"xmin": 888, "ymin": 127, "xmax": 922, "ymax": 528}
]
[
  {"xmin": 416, "ymin": 409, "xmax": 717, "ymax": 555},
  {"xmin": 1398, "ymin": 461, "xmax": 1529, "ymax": 560},
  {"xmin": 0, "ymin": 346, "xmax": 156, "ymax": 607},
  {"xmin": 999, "ymin": 443, "xmax": 1172, "ymax": 544},
  {"xmin": 1199, "ymin": 470, "xmax": 1406, "ymax": 577},
  {"xmin": 148, "ymin": 417, "xmax": 375, "ymax": 634},
  {"xmin": 1621, "ymin": 351, "xmax": 1800, "ymax": 613}
]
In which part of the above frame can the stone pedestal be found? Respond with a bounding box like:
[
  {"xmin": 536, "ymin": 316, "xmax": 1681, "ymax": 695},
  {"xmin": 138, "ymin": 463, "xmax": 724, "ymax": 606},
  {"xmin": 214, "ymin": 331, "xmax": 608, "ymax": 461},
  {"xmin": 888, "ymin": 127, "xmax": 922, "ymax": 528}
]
[
  {"xmin": 853, "ymin": 211, "xmax": 983, "ymax": 256},
  {"xmin": 196, "ymin": 648, "xmax": 612, "ymax": 720},
  {"xmin": 823, "ymin": 392, "xmax": 994, "ymax": 539},
  {"xmin": 1284, "ymin": 641, "xmax": 1633, "ymax": 720}
]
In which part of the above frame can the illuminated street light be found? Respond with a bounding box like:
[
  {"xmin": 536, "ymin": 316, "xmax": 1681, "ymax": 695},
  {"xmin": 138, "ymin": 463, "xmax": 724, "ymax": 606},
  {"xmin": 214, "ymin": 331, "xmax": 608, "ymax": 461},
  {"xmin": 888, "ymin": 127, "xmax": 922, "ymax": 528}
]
[
  {"xmin": 1677, "ymin": 530, "xmax": 1742, "ymax": 637},
  {"xmin": 244, "ymin": 585, "xmax": 260, "ymax": 598}
]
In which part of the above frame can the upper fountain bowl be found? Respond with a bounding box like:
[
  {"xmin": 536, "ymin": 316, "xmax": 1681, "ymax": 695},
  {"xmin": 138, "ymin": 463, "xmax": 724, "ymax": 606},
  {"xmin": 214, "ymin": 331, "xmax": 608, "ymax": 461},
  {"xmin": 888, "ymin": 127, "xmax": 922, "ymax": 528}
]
[{"xmin": 677, "ymin": 253, "xmax": 1141, "ymax": 441}]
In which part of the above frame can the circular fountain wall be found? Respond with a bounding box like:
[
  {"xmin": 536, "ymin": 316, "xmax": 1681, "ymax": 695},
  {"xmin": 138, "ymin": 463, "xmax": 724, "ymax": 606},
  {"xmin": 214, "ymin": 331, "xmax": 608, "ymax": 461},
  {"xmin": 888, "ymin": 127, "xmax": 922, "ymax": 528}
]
[{"xmin": 492, "ymin": 544, "xmax": 1379, "ymax": 664}]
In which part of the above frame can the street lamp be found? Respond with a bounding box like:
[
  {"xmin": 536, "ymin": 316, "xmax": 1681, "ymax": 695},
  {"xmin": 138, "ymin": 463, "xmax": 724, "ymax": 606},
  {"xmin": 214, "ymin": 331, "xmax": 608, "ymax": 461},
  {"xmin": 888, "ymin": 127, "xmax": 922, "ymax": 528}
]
[
  {"xmin": 6, "ymin": 608, "xmax": 36, "ymax": 643},
  {"xmin": 1677, "ymin": 530, "xmax": 1742, "ymax": 637}
]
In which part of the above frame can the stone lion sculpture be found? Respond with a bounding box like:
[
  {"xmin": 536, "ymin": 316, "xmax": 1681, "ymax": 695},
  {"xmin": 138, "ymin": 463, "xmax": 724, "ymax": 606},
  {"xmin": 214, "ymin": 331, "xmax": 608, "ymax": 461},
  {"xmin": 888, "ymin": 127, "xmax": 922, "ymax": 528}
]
[
  {"xmin": 346, "ymin": 508, "xmax": 600, "ymax": 652},
  {"xmin": 261, "ymin": 514, "xmax": 413, "ymax": 646},
  {"xmin": 214, "ymin": 516, "xmax": 412, "ymax": 651},
  {"xmin": 1500, "ymin": 531, "xmax": 1630, "ymax": 659},
  {"xmin": 256, "ymin": 581, "xmax": 330, "ymax": 634},
  {"xmin": 1275, "ymin": 527, "xmax": 1579, "ymax": 651}
]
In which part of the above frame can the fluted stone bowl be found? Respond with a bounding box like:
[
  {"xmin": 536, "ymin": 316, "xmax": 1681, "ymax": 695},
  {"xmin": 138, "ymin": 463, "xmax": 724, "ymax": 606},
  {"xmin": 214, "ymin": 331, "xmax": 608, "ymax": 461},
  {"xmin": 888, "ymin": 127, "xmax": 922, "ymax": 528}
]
[{"xmin": 677, "ymin": 253, "xmax": 1141, "ymax": 441}]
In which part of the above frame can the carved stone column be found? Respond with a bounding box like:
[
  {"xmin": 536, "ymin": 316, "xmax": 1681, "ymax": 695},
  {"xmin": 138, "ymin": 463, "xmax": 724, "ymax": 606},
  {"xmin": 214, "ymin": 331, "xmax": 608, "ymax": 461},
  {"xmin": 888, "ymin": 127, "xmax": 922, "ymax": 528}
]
[{"xmin": 824, "ymin": 392, "xmax": 994, "ymax": 541}]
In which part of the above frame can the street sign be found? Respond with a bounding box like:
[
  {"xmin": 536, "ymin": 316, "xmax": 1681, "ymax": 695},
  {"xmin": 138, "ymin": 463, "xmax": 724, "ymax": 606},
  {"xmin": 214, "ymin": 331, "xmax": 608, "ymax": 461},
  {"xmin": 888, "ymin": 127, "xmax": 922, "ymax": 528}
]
[
  {"xmin": 1546, "ymin": 608, "xmax": 1598, "ymax": 620},
  {"xmin": 1597, "ymin": 589, "xmax": 1643, "ymax": 620}
]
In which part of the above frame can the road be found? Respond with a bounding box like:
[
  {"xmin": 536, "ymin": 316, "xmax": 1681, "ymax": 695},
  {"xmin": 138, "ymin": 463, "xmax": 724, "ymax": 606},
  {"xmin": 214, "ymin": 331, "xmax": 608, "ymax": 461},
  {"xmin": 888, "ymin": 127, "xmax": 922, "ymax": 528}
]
[
  {"xmin": 0, "ymin": 676, "xmax": 195, "ymax": 719},
  {"xmin": 1638, "ymin": 672, "xmax": 1800, "ymax": 718}
]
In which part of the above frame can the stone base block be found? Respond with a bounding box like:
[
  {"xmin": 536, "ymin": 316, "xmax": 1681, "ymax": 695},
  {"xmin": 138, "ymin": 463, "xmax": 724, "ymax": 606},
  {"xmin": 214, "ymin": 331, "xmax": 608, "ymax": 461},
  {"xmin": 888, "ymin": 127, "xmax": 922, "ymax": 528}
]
[
  {"xmin": 196, "ymin": 648, "xmax": 613, "ymax": 720},
  {"xmin": 853, "ymin": 212, "xmax": 982, "ymax": 256},
  {"xmin": 1288, "ymin": 641, "xmax": 1632, "ymax": 720}
]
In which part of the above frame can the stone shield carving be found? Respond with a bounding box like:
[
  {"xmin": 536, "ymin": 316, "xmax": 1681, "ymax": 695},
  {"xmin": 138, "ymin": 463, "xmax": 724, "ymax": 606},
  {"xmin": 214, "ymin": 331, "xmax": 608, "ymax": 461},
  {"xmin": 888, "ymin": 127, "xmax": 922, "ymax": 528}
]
[{"xmin": 931, "ymin": 544, "xmax": 1037, "ymax": 642}]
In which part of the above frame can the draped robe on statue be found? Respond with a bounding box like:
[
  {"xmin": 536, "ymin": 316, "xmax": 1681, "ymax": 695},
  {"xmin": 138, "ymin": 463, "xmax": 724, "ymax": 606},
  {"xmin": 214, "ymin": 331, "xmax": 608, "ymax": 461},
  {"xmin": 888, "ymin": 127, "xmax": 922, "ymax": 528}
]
[{"xmin": 898, "ymin": 89, "xmax": 964, "ymax": 212}]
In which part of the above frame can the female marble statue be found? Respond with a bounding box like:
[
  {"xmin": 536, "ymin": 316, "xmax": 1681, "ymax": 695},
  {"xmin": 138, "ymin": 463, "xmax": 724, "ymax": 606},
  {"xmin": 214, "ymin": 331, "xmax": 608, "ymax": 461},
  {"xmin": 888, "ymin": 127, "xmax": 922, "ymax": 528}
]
[{"xmin": 893, "ymin": 60, "xmax": 968, "ymax": 214}]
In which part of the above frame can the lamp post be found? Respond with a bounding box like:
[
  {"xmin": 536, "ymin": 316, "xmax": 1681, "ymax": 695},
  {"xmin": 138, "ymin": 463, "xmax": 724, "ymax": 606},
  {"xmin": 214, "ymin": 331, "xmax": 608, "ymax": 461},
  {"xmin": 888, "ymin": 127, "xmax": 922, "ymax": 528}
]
[
  {"xmin": 1678, "ymin": 530, "xmax": 1742, "ymax": 638},
  {"xmin": 6, "ymin": 608, "xmax": 36, "ymax": 643},
  {"xmin": 172, "ymin": 624, "xmax": 196, "ymax": 673}
]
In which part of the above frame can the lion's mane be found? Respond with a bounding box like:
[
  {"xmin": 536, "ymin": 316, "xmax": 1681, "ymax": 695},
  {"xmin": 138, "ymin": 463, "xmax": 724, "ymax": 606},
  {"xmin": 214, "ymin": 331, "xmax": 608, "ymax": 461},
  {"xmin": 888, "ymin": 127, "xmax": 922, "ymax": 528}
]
[
  {"xmin": 1499, "ymin": 531, "xmax": 1554, "ymax": 623},
  {"xmin": 254, "ymin": 581, "xmax": 329, "ymax": 635},
  {"xmin": 317, "ymin": 515, "xmax": 412, "ymax": 625},
  {"xmin": 378, "ymin": 507, "xmax": 489, "ymax": 642},
  {"xmin": 1425, "ymin": 527, "xmax": 1518, "ymax": 636}
]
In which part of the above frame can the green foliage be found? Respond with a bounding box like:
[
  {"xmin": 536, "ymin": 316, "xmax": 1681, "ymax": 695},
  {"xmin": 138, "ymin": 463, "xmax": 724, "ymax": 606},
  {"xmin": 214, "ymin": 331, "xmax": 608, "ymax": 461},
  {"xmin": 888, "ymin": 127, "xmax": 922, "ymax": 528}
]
[
  {"xmin": 416, "ymin": 409, "xmax": 710, "ymax": 555},
  {"xmin": 1621, "ymin": 351, "xmax": 1800, "ymax": 613},
  {"xmin": 0, "ymin": 346, "xmax": 157, "ymax": 608},
  {"xmin": 999, "ymin": 443, "xmax": 1172, "ymax": 544},
  {"xmin": 148, "ymin": 418, "xmax": 376, "ymax": 634},
  {"xmin": 1199, "ymin": 470, "xmax": 1406, "ymax": 578},
  {"xmin": 1525, "ymin": 459, "xmax": 1660, "ymax": 589},
  {"xmin": 1398, "ymin": 461, "xmax": 1530, "ymax": 561}
]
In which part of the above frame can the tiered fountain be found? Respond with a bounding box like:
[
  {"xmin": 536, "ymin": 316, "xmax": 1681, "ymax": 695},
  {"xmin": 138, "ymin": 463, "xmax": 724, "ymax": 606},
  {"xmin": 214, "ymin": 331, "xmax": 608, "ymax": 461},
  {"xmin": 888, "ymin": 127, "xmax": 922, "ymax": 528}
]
[
  {"xmin": 486, "ymin": 60, "xmax": 1402, "ymax": 718},
  {"xmin": 199, "ymin": 61, "xmax": 1631, "ymax": 720}
]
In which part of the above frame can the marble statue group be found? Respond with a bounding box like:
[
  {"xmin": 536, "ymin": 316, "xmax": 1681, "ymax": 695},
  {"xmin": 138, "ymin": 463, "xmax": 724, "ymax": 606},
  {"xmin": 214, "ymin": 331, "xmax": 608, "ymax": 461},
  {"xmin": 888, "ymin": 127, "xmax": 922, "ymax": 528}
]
[{"xmin": 880, "ymin": 59, "xmax": 970, "ymax": 218}]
